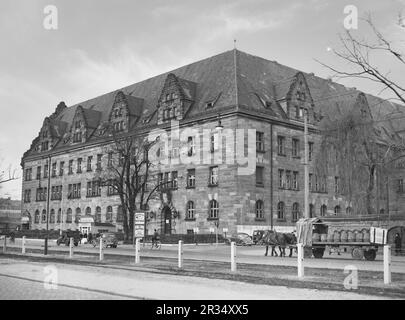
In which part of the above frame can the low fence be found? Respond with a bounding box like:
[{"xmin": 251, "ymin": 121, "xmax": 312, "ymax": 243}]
[{"xmin": 127, "ymin": 233, "xmax": 227, "ymax": 244}]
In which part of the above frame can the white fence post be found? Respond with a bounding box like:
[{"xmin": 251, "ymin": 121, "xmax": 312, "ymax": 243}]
[
  {"xmin": 2, "ymin": 236, "xmax": 6, "ymax": 254},
  {"xmin": 22, "ymin": 236, "xmax": 26, "ymax": 254},
  {"xmin": 231, "ymin": 241, "xmax": 236, "ymax": 272},
  {"xmin": 99, "ymin": 237, "xmax": 104, "ymax": 261},
  {"xmin": 69, "ymin": 237, "xmax": 73, "ymax": 258},
  {"xmin": 135, "ymin": 238, "xmax": 140, "ymax": 264},
  {"xmin": 384, "ymin": 245, "xmax": 391, "ymax": 284},
  {"xmin": 178, "ymin": 240, "xmax": 183, "ymax": 268},
  {"xmin": 297, "ymin": 243, "xmax": 304, "ymax": 278}
]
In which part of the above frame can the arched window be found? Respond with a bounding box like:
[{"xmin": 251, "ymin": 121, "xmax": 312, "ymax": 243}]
[
  {"xmin": 50, "ymin": 209, "xmax": 55, "ymax": 223},
  {"xmin": 34, "ymin": 210, "xmax": 40, "ymax": 224},
  {"xmin": 57, "ymin": 208, "xmax": 61, "ymax": 223},
  {"xmin": 292, "ymin": 202, "xmax": 299, "ymax": 221},
  {"xmin": 95, "ymin": 206, "xmax": 101, "ymax": 222},
  {"xmin": 85, "ymin": 207, "xmax": 91, "ymax": 215},
  {"xmin": 66, "ymin": 208, "xmax": 72, "ymax": 223},
  {"xmin": 106, "ymin": 206, "xmax": 113, "ymax": 222},
  {"xmin": 75, "ymin": 207, "xmax": 81, "ymax": 223},
  {"xmin": 42, "ymin": 210, "xmax": 47, "ymax": 223},
  {"xmin": 309, "ymin": 204, "xmax": 314, "ymax": 218},
  {"xmin": 334, "ymin": 205, "xmax": 341, "ymax": 215},
  {"xmin": 186, "ymin": 201, "xmax": 195, "ymax": 219},
  {"xmin": 320, "ymin": 205, "xmax": 327, "ymax": 217},
  {"xmin": 209, "ymin": 200, "xmax": 219, "ymax": 219},
  {"xmin": 346, "ymin": 206, "xmax": 352, "ymax": 215},
  {"xmin": 117, "ymin": 205, "xmax": 123, "ymax": 222},
  {"xmin": 277, "ymin": 202, "xmax": 285, "ymax": 220},
  {"xmin": 255, "ymin": 200, "xmax": 264, "ymax": 220}
]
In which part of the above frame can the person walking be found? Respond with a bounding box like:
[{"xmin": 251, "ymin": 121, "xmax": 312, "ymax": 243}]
[
  {"xmin": 152, "ymin": 229, "xmax": 159, "ymax": 248},
  {"xmin": 394, "ymin": 233, "xmax": 402, "ymax": 256}
]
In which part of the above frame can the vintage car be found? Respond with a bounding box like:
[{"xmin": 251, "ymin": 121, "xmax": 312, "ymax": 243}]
[
  {"xmin": 225, "ymin": 233, "xmax": 254, "ymax": 246},
  {"xmin": 91, "ymin": 232, "xmax": 118, "ymax": 248}
]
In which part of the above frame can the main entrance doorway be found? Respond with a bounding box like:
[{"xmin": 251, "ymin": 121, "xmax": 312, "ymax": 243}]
[{"xmin": 162, "ymin": 206, "xmax": 172, "ymax": 235}]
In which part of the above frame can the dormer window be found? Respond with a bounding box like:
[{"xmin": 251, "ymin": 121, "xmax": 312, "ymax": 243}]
[
  {"xmin": 75, "ymin": 120, "xmax": 82, "ymax": 129},
  {"xmin": 41, "ymin": 141, "xmax": 49, "ymax": 151},
  {"xmin": 42, "ymin": 131, "xmax": 48, "ymax": 138},
  {"xmin": 73, "ymin": 132, "xmax": 82, "ymax": 143},
  {"xmin": 113, "ymin": 121, "xmax": 124, "ymax": 132},
  {"xmin": 206, "ymin": 102, "xmax": 214, "ymax": 109}
]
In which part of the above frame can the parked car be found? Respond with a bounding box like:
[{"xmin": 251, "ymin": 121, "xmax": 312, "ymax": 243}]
[
  {"xmin": 252, "ymin": 230, "xmax": 267, "ymax": 245},
  {"xmin": 56, "ymin": 231, "xmax": 80, "ymax": 246},
  {"xmin": 225, "ymin": 233, "xmax": 254, "ymax": 246},
  {"xmin": 91, "ymin": 232, "xmax": 118, "ymax": 248}
]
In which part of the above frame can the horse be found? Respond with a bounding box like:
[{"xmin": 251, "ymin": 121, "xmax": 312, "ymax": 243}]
[{"xmin": 262, "ymin": 230, "xmax": 297, "ymax": 257}]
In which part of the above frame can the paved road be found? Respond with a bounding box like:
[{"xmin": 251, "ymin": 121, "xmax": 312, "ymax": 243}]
[
  {"xmin": 5, "ymin": 238, "xmax": 405, "ymax": 274},
  {"xmin": 0, "ymin": 258, "xmax": 395, "ymax": 300}
]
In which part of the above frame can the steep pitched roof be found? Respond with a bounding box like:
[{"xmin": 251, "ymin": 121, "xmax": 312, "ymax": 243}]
[{"xmin": 25, "ymin": 49, "xmax": 405, "ymax": 157}]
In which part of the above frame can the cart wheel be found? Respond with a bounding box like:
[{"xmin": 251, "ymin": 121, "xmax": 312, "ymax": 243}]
[
  {"xmin": 364, "ymin": 249, "xmax": 376, "ymax": 261},
  {"xmin": 351, "ymin": 247, "xmax": 364, "ymax": 260},
  {"xmin": 312, "ymin": 248, "xmax": 325, "ymax": 259}
]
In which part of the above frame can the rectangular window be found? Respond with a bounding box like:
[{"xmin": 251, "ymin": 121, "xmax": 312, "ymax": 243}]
[
  {"xmin": 87, "ymin": 156, "xmax": 93, "ymax": 172},
  {"xmin": 187, "ymin": 169, "xmax": 196, "ymax": 188},
  {"xmin": 308, "ymin": 142, "xmax": 314, "ymax": 161},
  {"xmin": 87, "ymin": 180, "xmax": 101, "ymax": 197},
  {"xmin": 292, "ymin": 171, "xmax": 299, "ymax": 190},
  {"xmin": 59, "ymin": 161, "xmax": 64, "ymax": 176},
  {"xmin": 25, "ymin": 168, "xmax": 32, "ymax": 181},
  {"xmin": 335, "ymin": 176, "xmax": 340, "ymax": 194},
  {"xmin": 187, "ymin": 136, "xmax": 195, "ymax": 156},
  {"xmin": 108, "ymin": 152, "xmax": 113, "ymax": 167},
  {"xmin": 107, "ymin": 180, "xmax": 118, "ymax": 196},
  {"xmin": 73, "ymin": 131, "xmax": 82, "ymax": 143},
  {"xmin": 277, "ymin": 136, "xmax": 285, "ymax": 156},
  {"xmin": 51, "ymin": 162, "xmax": 57, "ymax": 177},
  {"xmin": 256, "ymin": 132, "xmax": 265, "ymax": 152},
  {"xmin": 36, "ymin": 187, "xmax": 47, "ymax": 201},
  {"xmin": 36, "ymin": 166, "xmax": 41, "ymax": 180},
  {"xmin": 256, "ymin": 166, "xmax": 264, "ymax": 186},
  {"xmin": 278, "ymin": 169, "xmax": 284, "ymax": 188},
  {"xmin": 24, "ymin": 189, "xmax": 31, "ymax": 203},
  {"xmin": 209, "ymin": 166, "xmax": 218, "ymax": 186},
  {"xmin": 171, "ymin": 171, "xmax": 178, "ymax": 189},
  {"xmin": 51, "ymin": 185, "xmax": 62, "ymax": 200},
  {"xmin": 292, "ymin": 138, "xmax": 300, "ymax": 157},
  {"xmin": 398, "ymin": 179, "xmax": 404, "ymax": 193},
  {"xmin": 96, "ymin": 154, "xmax": 102, "ymax": 171},
  {"xmin": 286, "ymin": 170, "xmax": 291, "ymax": 189},
  {"xmin": 309, "ymin": 174, "xmax": 313, "ymax": 192},
  {"xmin": 77, "ymin": 158, "xmax": 82, "ymax": 173},
  {"xmin": 44, "ymin": 162, "xmax": 48, "ymax": 179},
  {"xmin": 68, "ymin": 183, "xmax": 81, "ymax": 199},
  {"xmin": 68, "ymin": 160, "xmax": 73, "ymax": 174}
]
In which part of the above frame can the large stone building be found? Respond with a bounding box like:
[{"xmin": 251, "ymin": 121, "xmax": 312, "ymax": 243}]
[{"xmin": 20, "ymin": 49, "xmax": 405, "ymax": 237}]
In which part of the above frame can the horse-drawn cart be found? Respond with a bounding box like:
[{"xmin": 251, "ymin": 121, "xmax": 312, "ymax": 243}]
[{"xmin": 296, "ymin": 218, "xmax": 388, "ymax": 261}]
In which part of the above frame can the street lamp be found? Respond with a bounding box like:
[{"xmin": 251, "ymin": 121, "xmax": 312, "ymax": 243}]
[
  {"xmin": 215, "ymin": 113, "xmax": 224, "ymax": 131},
  {"xmin": 44, "ymin": 155, "xmax": 51, "ymax": 255}
]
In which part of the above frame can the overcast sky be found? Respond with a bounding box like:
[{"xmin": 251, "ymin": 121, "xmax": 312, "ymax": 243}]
[{"xmin": 0, "ymin": 0, "xmax": 404, "ymax": 200}]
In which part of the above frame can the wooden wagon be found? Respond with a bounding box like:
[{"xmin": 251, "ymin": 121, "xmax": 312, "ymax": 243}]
[{"xmin": 296, "ymin": 218, "xmax": 388, "ymax": 261}]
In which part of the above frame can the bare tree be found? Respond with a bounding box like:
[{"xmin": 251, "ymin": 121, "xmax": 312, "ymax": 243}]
[
  {"xmin": 317, "ymin": 14, "xmax": 405, "ymax": 105},
  {"xmin": 0, "ymin": 161, "xmax": 18, "ymax": 185}
]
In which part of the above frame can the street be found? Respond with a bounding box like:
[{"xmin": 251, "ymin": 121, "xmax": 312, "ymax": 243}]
[
  {"xmin": 5, "ymin": 238, "xmax": 405, "ymax": 274},
  {"xmin": 0, "ymin": 258, "xmax": 396, "ymax": 300}
]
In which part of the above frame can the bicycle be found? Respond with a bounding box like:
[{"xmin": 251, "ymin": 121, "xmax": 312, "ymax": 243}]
[{"xmin": 151, "ymin": 239, "xmax": 161, "ymax": 249}]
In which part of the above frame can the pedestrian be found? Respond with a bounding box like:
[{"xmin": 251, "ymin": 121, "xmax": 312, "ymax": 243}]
[
  {"xmin": 88, "ymin": 232, "xmax": 93, "ymax": 243},
  {"xmin": 152, "ymin": 229, "xmax": 159, "ymax": 247},
  {"xmin": 394, "ymin": 233, "xmax": 402, "ymax": 256}
]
